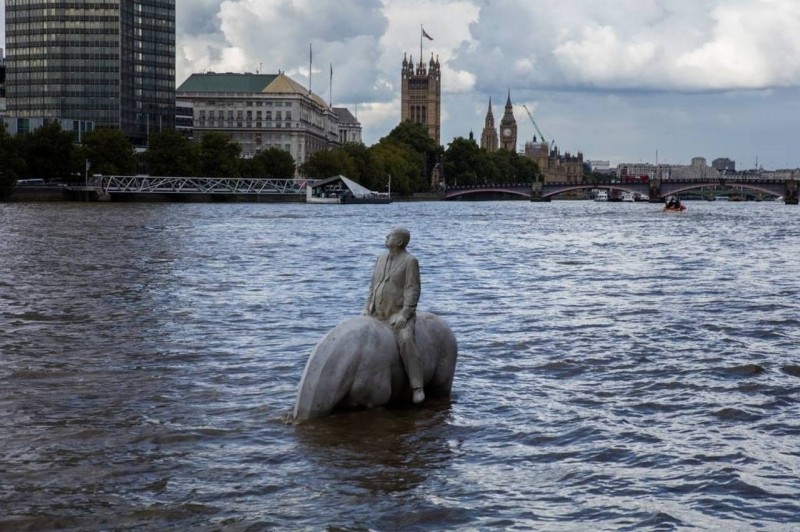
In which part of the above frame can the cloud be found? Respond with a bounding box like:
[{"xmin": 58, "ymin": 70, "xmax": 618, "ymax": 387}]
[
  {"xmin": 674, "ymin": 0, "xmax": 800, "ymax": 89},
  {"xmin": 5, "ymin": 1, "xmax": 798, "ymax": 166},
  {"xmin": 455, "ymin": 0, "xmax": 800, "ymax": 92}
]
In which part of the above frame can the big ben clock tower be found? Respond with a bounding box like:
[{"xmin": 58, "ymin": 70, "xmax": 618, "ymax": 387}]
[{"xmin": 499, "ymin": 90, "xmax": 518, "ymax": 152}]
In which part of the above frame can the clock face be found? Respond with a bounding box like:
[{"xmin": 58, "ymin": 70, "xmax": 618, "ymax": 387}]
[{"xmin": 503, "ymin": 128, "xmax": 512, "ymax": 136}]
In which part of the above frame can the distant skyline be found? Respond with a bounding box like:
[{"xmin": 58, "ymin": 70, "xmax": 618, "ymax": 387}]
[{"xmin": 3, "ymin": 1, "xmax": 800, "ymax": 169}]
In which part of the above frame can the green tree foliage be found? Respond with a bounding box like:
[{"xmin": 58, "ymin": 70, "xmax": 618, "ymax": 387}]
[
  {"xmin": 301, "ymin": 148, "xmax": 357, "ymax": 179},
  {"xmin": 144, "ymin": 130, "xmax": 200, "ymax": 176},
  {"xmin": 20, "ymin": 122, "xmax": 77, "ymax": 180},
  {"xmin": 381, "ymin": 120, "xmax": 442, "ymax": 191},
  {"xmin": 370, "ymin": 140, "xmax": 425, "ymax": 195},
  {"xmin": 341, "ymin": 142, "xmax": 385, "ymax": 191},
  {"xmin": 384, "ymin": 120, "xmax": 439, "ymax": 160},
  {"xmin": 199, "ymin": 131, "xmax": 242, "ymax": 177},
  {"xmin": 443, "ymin": 138, "xmax": 542, "ymax": 186},
  {"xmin": 0, "ymin": 123, "xmax": 25, "ymax": 198},
  {"xmin": 443, "ymin": 137, "xmax": 485, "ymax": 186},
  {"xmin": 80, "ymin": 129, "xmax": 137, "ymax": 176},
  {"xmin": 239, "ymin": 147, "xmax": 296, "ymax": 178}
]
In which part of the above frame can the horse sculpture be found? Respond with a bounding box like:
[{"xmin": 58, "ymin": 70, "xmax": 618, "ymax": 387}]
[{"xmin": 293, "ymin": 312, "xmax": 458, "ymax": 422}]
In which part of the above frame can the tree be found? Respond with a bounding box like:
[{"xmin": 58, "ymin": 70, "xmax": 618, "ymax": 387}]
[
  {"xmin": 371, "ymin": 140, "xmax": 423, "ymax": 195},
  {"xmin": 199, "ymin": 131, "xmax": 241, "ymax": 177},
  {"xmin": 301, "ymin": 148, "xmax": 357, "ymax": 179},
  {"xmin": 144, "ymin": 130, "xmax": 200, "ymax": 176},
  {"xmin": 0, "ymin": 123, "xmax": 25, "ymax": 198},
  {"xmin": 380, "ymin": 121, "xmax": 441, "ymax": 192},
  {"xmin": 81, "ymin": 129, "xmax": 137, "ymax": 175},
  {"xmin": 444, "ymin": 137, "xmax": 484, "ymax": 186},
  {"xmin": 514, "ymin": 155, "xmax": 541, "ymax": 183},
  {"xmin": 340, "ymin": 142, "xmax": 384, "ymax": 190},
  {"xmin": 384, "ymin": 120, "xmax": 438, "ymax": 159},
  {"xmin": 19, "ymin": 122, "xmax": 77, "ymax": 180},
  {"xmin": 240, "ymin": 147, "xmax": 296, "ymax": 178}
]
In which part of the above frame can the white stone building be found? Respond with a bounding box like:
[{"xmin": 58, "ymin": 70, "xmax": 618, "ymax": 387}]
[{"xmin": 177, "ymin": 72, "xmax": 361, "ymax": 164}]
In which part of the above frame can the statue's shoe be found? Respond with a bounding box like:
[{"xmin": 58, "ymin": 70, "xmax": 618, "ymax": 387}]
[{"xmin": 412, "ymin": 387, "xmax": 425, "ymax": 404}]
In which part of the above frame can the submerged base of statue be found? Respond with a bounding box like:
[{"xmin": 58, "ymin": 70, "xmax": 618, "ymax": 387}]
[{"xmin": 293, "ymin": 312, "xmax": 458, "ymax": 422}]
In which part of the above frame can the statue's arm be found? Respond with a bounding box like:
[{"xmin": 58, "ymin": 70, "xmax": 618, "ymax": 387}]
[
  {"xmin": 363, "ymin": 259, "xmax": 378, "ymax": 314},
  {"xmin": 401, "ymin": 256, "xmax": 421, "ymax": 319}
]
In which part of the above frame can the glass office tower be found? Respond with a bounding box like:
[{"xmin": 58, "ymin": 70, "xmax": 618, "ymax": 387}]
[{"xmin": 4, "ymin": 1, "xmax": 175, "ymax": 146}]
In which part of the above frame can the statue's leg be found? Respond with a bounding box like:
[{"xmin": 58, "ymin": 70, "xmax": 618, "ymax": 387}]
[{"xmin": 396, "ymin": 326, "xmax": 423, "ymax": 389}]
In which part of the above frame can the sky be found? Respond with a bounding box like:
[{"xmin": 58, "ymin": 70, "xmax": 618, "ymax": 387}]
[{"xmin": 3, "ymin": 0, "xmax": 800, "ymax": 169}]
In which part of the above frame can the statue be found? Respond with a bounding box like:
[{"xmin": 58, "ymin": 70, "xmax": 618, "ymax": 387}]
[
  {"xmin": 293, "ymin": 228, "xmax": 458, "ymax": 422},
  {"xmin": 363, "ymin": 227, "xmax": 425, "ymax": 403}
]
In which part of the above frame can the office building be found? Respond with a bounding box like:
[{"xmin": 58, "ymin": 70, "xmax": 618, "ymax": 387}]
[
  {"xmin": 176, "ymin": 71, "xmax": 360, "ymax": 164},
  {"xmin": 1, "ymin": 48, "xmax": 6, "ymax": 117},
  {"xmin": 333, "ymin": 107, "xmax": 362, "ymax": 145},
  {"xmin": 4, "ymin": 0, "xmax": 176, "ymax": 146}
]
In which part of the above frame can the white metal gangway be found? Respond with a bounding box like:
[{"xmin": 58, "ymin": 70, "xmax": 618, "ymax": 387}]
[{"xmin": 98, "ymin": 176, "xmax": 311, "ymax": 195}]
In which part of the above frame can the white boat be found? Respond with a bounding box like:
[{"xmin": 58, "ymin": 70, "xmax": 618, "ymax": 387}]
[
  {"xmin": 594, "ymin": 190, "xmax": 608, "ymax": 201},
  {"xmin": 306, "ymin": 175, "xmax": 391, "ymax": 204},
  {"xmin": 622, "ymin": 192, "xmax": 635, "ymax": 202}
]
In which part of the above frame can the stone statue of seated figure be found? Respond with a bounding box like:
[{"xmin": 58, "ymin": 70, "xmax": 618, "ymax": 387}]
[{"xmin": 293, "ymin": 228, "xmax": 458, "ymax": 422}]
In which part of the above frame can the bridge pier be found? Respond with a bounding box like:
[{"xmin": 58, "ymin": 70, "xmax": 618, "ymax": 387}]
[
  {"xmin": 530, "ymin": 182, "xmax": 550, "ymax": 202},
  {"xmin": 648, "ymin": 179, "xmax": 663, "ymax": 203},
  {"xmin": 785, "ymin": 179, "xmax": 798, "ymax": 205}
]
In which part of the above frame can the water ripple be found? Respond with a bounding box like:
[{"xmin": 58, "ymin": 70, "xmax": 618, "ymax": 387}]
[{"xmin": 1, "ymin": 200, "xmax": 799, "ymax": 529}]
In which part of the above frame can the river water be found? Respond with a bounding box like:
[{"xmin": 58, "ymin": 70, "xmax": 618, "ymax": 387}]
[{"xmin": 1, "ymin": 200, "xmax": 798, "ymax": 530}]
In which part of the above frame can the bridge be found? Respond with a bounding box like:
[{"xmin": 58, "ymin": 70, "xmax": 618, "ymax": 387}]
[
  {"xmin": 445, "ymin": 177, "xmax": 799, "ymax": 205},
  {"xmin": 71, "ymin": 176, "xmax": 311, "ymax": 200}
]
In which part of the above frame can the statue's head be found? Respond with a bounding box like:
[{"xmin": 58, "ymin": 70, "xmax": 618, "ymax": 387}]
[{"xmin": 386, "ymin": 227, "xmax": 411, "ymax": 249}]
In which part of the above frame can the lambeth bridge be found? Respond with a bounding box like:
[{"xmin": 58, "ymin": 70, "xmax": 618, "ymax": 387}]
[{"xmin": 444, "ymin": 177, "xmax": 799, "ymax": 205}]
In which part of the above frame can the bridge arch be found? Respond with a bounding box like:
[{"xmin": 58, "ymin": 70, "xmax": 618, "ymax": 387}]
[
  {"xmin": 445, "ymin": 187, "xmax": 532, "ymax": 200},
  {"xmin": 661, "ymin": 182, "xmax": 783, "ymax": 199}
]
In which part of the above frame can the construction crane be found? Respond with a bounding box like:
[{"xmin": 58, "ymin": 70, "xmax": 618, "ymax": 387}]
[{"xmin": 522, "ymin": 104, "xmax": 548, "ymax": 144}]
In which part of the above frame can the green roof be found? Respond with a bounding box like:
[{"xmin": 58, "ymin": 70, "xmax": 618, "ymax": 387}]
[{"xmin": 177, "ymin": 73, "xmax": 278, "ymax": 93}]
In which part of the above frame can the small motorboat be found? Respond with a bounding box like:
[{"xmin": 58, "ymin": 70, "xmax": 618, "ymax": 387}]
[{"xmin": 663, "ymin": 196, "xmax": 686, "ymax": 212}]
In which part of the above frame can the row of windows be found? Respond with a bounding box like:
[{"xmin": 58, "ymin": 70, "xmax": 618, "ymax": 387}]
[
  {"xmin": 197, "ymin": 120, "xmax": 295, "ymax": 130},
  {"xmin": 6, "ymin": 40, "xmax": 120, "ymax": 48},
  {"xmin": 198, "ymin": 110, "xmax": 293, "ymax": 120},
  {"xmin": 9, "ymin": 93, "xmax": 120, "ymax": 102},
  {"xmin": 10, "ymin": 53, "xmax": 120, "ymax": 61},
  {"xmin": 9, "ymin": 65, "xmax": 120, "ymax": 73},
  {"xmin": 201, "ymin": 100, "xmax": 293, "ymax": 108},
  {"xmin": 7, "ymin": 15, "xmax": 119, "ymax": 23},
  {"xmin": 7, "ymin": 2, "xmax": 124, "ymax": 10},
  {"xmin": 131, "ymin": 92, "xmax": 174, "ymax": 102},
  {"xmin": 9, "ymin": 62, "xmax": 173, "ymax": 72}
]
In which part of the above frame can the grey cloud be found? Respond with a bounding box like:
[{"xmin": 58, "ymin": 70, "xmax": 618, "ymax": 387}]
[
  {"xmin": 452, "ymin": 0, "xmax": 800, "ymax": 94},
  {"xmin": 177, "ymin": 0, "xmax": 224, "ymax": 35}
]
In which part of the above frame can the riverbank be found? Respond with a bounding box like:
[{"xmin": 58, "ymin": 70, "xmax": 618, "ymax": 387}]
[{"xmin": 3, "ymin": 185, "xmax": 445, "ymax": 203}]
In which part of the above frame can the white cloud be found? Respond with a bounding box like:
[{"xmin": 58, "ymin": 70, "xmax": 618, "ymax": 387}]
[{"xmin": 4, "ymin": 1, "xmax": 800, "ymax": 166}]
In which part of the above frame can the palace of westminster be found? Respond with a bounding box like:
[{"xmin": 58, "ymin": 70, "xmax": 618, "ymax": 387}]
[{"xmin": 401, "ymin": 52, "xmax": 585, "ymax": 184}]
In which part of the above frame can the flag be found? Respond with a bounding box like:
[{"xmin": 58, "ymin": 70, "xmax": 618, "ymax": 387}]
[{"xmin": 422, "ymin": 27, "xmax": 433, "ymax": 40}]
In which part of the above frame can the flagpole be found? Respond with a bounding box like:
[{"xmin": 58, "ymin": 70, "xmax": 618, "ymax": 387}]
[
  {"xmin": 308, "ymin": 43, "xmax": 312, "ymax": 94},
  {"xmin": 420, "ymin": 25, "xmax": 423, "ymax": 65},
  {"xmin": 329, "ymin": 63, "xmax": 333, "ymax": 106}
]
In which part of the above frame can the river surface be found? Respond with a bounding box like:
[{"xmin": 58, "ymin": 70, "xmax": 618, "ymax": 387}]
[{"xmin": 1, "ymin": 200, "xmax": 799, "ymax": 530}]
